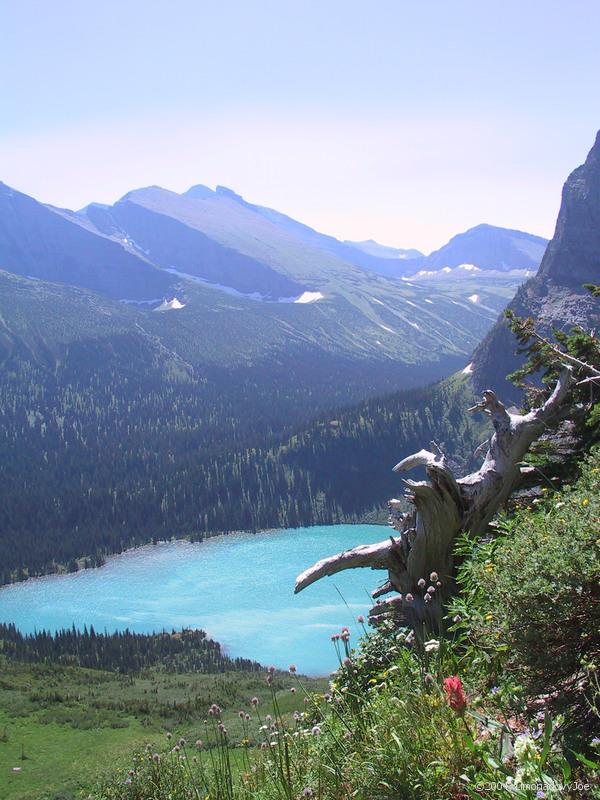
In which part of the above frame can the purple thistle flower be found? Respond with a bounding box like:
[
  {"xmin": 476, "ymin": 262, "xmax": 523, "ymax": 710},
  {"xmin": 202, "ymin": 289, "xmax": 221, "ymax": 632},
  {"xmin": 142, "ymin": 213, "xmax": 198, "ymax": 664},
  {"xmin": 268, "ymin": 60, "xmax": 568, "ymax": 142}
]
[
  {"xmin": 430, "ymin": 572, "xmax": 439, "ymax": 582},
  {"xmin": 251, "ymin": 696, "xmax": 259, "ymax": 706},
  {"xmin": 311, "ymin": 725, "xmax": 321, "ymax": 735},
  {"xmin": 303, "ymin": 789, "xmax": 314, "ymax": 798},
  {"xmin": 289, "ymin": 664, "xmax": 297, "ymax": 673},
  {"xmin": 357, "ymin": 615, "xmax": 365, "ymax": 623},
  {"xmin": 417, "ymin": 578, "xmax": 426, "ymax": 588}
]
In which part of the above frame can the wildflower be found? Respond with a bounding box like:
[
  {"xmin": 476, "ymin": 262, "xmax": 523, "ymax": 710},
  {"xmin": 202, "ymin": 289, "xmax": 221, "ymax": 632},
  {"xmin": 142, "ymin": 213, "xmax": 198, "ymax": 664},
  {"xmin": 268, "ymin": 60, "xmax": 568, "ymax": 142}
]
[
  {"xmin": 417, "ymin": 578, "xmax": 426, "ymax": 588},
  {"xmin": 289, "ymin": 664, "xmax": 297, "ymax": 673},
  {"xmin": 128, "ymin": 769, "xmax": 136, "ymax": 777},
  {"xmin": 514, "ymin": 733, "xmax": 537, "ymax": 763},
  {"xmin": 178, "ymin": 738, "xmax": 186, "ymax": 747},
  {"xmin": 484, "ymin": 563, "xmax": 494, "ymax": 573},
  {"xmin": 591, "ymin": 737, "xmax": 600, "ymax": 748},
  {"xmin": 452, "ymin": 614, "xmax": 461, "ymax": 623},
  {"xmin": 266, "ymin": 714, "xmax": 273, "ymax": 723},
  {"xmin": 152, "ymin": 753, "xmax": 160, "ymax": 762},
  {"xmin": 331, "ymin": 633, "xmax": 340, "ymax": 641},
  {"xmin": 424, "ymin": 673, "xmax": 434, "ymax": 686},
  {"xmin": 582, "ymin": 498, "xmax": 590, "ymax": 506},
  {"xmin": 357, "ymin": 614, "xmax": 365, "ymax": 623},
  {"xmin": 427, "ymin": 585, "xmax": 436, "ymax": 594},
  {"xmin": 293, "ymin": 711, "xmax": 301, "ymax": 721},
  {"xmin": 485, "ymin": 613, "xmax": 494, "ymax": 622},
  {"xmin": 172, "ymin": 745, "xmax": 180, "ymax": 753},
  {"xmin": 430, "ymin": 571, "xmax": 438, "ymax": 582},
  {"xmin": 303, "ymin": 788, "xmax": 314, "ymax": 797},
  {"xmin": 195, "ymin": 740, "xmax": 203, "ymax": 749},
  {"xmin": 343, "ymin": 657, "xmax": 352, "ymax": 666},
  {"xmin": 192, "ymin": 756, "xmax": 198, "ymax": 763},
  {"xmin": 267, "ymin": 665, "xmax": 276, "ymax": 674},
  {"xmin": 218, "ymin": 723, "xmax": 227, "ymax": 735},
  {"xmin": 436, "ymin": 580, "xmax": 442, "ymax": 587},
  {"xmin": 405, "ymin": 593, "xmax": 414, "ymax": 602},
  {"xmin": 166, "ymin": 731, "xmax": 172, "ymax": 739},
  {"xmin": 251, "ymin": 697, "xmax": 259, "ymax": 706},
  {"xmin": 312, "ymin": 725, "xmax": 322, "ymax": 735},
  {"xmin": 490, "ymin": 686, "xmax": 500, "ymax": 696},
  {"xmin": 245, "ymin": 713, "xmax": 251, "ymax": 721},
  {"xmin": 424, "ymin": 639, "xmax": 439, "ymax": 653},
  {"xmin": 443, "ymin": 675, "xmax": 467, "ymax": 713},
  {"xmin": 536, "ymin": 792, "xmax": 545, "ymax": 799},
  {"xmin": 290, "ymin": 687, "xmax": 296, "ymax": 693}
]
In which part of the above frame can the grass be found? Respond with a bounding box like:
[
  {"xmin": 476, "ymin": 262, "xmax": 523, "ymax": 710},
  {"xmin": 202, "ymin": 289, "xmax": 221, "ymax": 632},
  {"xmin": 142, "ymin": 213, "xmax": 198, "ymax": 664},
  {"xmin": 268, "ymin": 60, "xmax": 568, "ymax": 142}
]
[{"xmin": 0, "ymin": 659, "xmax": 327, "ymax": 800}]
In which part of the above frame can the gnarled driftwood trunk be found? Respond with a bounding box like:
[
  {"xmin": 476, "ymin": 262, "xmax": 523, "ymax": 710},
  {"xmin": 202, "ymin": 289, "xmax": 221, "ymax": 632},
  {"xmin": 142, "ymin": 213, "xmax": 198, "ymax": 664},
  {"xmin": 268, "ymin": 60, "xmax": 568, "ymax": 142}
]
[{"xmin": 294, "ymin": 369, "xmax": 574, "ymax": 629}]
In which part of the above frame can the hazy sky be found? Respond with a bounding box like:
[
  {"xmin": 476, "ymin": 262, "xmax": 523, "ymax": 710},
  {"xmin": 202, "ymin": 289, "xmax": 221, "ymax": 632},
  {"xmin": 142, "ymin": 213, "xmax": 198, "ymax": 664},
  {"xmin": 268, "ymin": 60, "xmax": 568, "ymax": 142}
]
[{"xmin": 2, "ymin": 1, "xmax": 600, "ymax": 252}]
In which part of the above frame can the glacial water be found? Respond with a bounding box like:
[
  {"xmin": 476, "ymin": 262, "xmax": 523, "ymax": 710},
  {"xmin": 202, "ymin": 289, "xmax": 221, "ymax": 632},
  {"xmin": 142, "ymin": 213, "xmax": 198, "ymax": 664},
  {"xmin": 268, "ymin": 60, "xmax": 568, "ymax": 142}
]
[{"xmin": 0, "ymin": 525, "xmax": 387, "ymax": 675}]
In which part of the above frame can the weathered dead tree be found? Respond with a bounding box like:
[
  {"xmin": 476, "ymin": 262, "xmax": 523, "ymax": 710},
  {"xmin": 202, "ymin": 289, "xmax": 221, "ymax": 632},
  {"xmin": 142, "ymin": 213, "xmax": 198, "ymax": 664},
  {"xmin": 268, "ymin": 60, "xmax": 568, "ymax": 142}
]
[{"xmin": 294, "ymin": 368, "xmax": 575, "ymax": 629}]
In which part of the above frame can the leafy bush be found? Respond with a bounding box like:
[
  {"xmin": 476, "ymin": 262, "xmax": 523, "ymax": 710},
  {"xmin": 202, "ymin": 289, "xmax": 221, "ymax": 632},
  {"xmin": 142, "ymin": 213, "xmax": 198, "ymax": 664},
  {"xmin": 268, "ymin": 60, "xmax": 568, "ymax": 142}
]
[{"xmin": 451, "ymin": 447, "xmax": 600, "ymax": 745}]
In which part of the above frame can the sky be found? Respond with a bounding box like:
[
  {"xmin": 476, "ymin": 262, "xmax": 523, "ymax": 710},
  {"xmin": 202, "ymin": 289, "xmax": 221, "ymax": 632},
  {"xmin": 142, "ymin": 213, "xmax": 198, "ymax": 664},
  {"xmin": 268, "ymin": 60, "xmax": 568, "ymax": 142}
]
[{"xmin": 2, "ymin": 0, "xmax": 600, "ymax": 252}]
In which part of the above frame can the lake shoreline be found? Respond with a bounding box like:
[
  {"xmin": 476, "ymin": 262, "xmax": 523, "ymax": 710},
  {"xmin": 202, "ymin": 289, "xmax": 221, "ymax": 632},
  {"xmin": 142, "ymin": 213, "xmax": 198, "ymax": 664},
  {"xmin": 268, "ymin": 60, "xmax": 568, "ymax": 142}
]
[
  {"xmin": 0, "ymin": 523, "xmax": 387, "ymax": 675},
  {"xmin": 0, "ymin": 519, "xmax": 388, "ymax": 590}
]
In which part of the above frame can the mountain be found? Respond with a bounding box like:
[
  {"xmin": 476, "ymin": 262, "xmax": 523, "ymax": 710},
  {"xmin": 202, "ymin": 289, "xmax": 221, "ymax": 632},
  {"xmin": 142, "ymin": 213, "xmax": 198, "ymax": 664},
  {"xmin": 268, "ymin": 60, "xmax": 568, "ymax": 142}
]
[
  {"xmin": 403, "ymin": 224, "xmax": 548, "ymax": 276},
  {"xmin": 0, "ymin": 182, "xmax": 175, "ymax": 301},
  {"xmin": 472, "ymin": 130, "xmax": 600, "ymax": 395},
  {"xmin": 344, "ymin": 239, "xmax": 423, "ymax": 260}
]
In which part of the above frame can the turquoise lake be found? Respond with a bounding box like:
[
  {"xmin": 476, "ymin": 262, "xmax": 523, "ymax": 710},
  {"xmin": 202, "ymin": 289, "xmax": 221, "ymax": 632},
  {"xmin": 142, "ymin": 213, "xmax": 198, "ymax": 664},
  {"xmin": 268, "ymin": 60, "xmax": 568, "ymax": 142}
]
[{"xmin": 0, "ymin": 524, "xmax": 387, "ymax": 675}]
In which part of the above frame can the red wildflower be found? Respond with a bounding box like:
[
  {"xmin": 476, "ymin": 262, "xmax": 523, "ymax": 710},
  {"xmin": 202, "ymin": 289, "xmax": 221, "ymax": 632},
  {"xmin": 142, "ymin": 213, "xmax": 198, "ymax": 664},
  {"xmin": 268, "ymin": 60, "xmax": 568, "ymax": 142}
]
[{"xmin": 443, "ymin": 675, "xmax": 467, "ymax": 713}]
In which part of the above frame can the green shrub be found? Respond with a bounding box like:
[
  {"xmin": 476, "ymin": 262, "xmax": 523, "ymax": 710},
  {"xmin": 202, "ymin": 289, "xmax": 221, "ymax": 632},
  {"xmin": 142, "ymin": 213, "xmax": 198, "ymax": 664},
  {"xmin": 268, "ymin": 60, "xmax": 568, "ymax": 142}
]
[{"xmin": 452, "ymin": 447, "xmax": 600, "ymax": 745}]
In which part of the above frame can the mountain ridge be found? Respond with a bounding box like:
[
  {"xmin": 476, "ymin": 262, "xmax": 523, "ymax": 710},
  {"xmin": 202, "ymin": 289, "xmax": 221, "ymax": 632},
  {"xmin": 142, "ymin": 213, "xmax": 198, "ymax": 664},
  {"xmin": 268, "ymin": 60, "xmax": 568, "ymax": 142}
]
[{"xmin": 472, "ymin": 130, "xmax": 600, "ymax": 394}]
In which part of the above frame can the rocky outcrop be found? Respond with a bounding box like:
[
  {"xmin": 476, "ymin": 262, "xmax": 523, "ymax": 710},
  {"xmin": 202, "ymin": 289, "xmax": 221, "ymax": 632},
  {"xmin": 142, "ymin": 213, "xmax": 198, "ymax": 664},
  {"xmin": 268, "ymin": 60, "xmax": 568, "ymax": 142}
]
[{"xmin": 472, "ymin": 131, "xmax": 600, "ymax": 395}]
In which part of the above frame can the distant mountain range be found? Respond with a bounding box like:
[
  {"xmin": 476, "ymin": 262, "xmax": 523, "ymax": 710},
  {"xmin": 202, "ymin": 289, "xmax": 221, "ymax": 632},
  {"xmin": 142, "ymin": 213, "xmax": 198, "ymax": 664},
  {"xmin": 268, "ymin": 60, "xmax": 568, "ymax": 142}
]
[
  {"xmin": 12, "ymin": 138, "xmax": 600, "ymax": 585},
  {"xmin": 0, "ymin": 179, "xmax": 547, "ymax": 305}
]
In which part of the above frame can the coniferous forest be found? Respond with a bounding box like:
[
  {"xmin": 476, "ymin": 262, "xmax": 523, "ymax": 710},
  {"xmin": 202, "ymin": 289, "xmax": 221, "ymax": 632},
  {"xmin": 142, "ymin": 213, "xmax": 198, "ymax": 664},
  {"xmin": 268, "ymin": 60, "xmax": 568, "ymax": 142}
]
[{"xmin": 0, "ymin": 623, "xmax": 260, "ymax": 673}]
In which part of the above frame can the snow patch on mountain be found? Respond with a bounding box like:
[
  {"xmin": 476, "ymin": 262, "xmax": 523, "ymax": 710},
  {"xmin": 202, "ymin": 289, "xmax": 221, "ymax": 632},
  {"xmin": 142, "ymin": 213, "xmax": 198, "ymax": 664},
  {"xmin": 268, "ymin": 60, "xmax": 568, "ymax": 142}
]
[
  {"xmin": 293, "ymin": 291, "xmax": 324, "ymax": 304},
  {"xmin": 154, "ymin": 297, "xmax": 186, "ymax": 312}
]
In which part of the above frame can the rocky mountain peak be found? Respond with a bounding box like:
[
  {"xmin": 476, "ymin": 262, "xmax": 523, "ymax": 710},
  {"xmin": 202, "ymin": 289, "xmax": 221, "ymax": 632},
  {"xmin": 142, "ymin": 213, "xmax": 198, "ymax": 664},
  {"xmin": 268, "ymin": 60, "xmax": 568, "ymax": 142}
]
[{"xmin": 471, "ymin": 130, "xmax": 600, "ymax": 395}]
